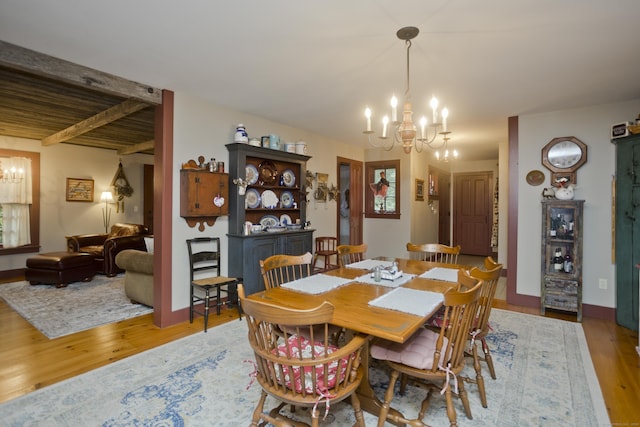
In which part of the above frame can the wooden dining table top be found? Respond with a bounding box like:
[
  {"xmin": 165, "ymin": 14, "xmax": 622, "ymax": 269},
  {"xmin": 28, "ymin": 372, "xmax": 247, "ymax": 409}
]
[{"xmin": 247, "ymin": 258, "xmax": 467, "ymax": 343}]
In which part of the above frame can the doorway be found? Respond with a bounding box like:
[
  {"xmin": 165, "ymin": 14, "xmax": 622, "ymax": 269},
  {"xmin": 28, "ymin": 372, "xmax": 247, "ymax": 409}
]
[
  {"xmin": 337, "ymin": 157, "xmax": 363, "ymax": 245},
  {"xmin": 453, "ymin": 171, "xmax": 493, "ymax": 256}
]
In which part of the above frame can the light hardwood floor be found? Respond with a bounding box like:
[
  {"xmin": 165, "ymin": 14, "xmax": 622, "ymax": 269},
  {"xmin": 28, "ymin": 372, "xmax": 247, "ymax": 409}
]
[{"xmin": 0, "ymin": 283, "xmax": 639, "ymax": 424}]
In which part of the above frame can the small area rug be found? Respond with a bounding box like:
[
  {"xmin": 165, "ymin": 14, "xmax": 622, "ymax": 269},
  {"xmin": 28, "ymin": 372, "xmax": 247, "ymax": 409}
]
[
  {"xmin": 0, "ymin": 309, "xmax": 609, "ymax": 426},
  {"xmin": 0, "ymin": 275, "xmax": 152, "ymax": 339}
]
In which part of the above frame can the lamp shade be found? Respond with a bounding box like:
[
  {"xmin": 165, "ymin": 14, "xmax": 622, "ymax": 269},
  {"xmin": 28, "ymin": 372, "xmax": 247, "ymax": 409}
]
[{"xmin": 100, "ymin": 191, "xmax": 114, "ymax": 202}]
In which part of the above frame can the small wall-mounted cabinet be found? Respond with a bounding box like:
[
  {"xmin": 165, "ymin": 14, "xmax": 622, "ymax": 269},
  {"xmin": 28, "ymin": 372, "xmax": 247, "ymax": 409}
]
[{"xmin": 180, "ymin": 159, "xmax": 229, "ymax": 231}]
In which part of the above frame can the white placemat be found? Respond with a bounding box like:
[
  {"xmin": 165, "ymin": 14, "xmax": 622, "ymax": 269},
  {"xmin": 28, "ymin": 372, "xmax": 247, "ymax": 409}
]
[
  {"xmin": 355, "ymin": 273, "xmax": 416, "ymax": 288},
  {"xmin": 368, "ymin": 287, "xmax": 444, "ymax": 317},
  {"xmin": 419, "ymin": 267, "xmax": 460, "ymax": 282},
  {"xmin": 280, "ymin": 274, "xmax": 353, "ymax": 295},
  {"xmin": 346, "ymin": 259, "xmax": 393, "ymax": 270}
]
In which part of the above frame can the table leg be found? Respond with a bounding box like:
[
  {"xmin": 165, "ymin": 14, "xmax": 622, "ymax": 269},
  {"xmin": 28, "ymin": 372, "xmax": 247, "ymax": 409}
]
[{"xmin": 357, "ymin": 337, "xmax": 406, "ymax": 426}]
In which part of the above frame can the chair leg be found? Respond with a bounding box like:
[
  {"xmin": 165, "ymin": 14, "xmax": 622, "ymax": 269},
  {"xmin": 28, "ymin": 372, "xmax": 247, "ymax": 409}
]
[
  {"xmin": 443, "ymin": 384, "xmax": 459, "ymax": 427},
  {"xmin": 203, "ymin": 287, "xmax": 210, "ymax": 332},
  {"xmin": 351, "ymin": 392, "xmax": 365, "ymax": 427},
  {"xmin": 216, "ymin": 285, "xmax": 221, "ymax": 315},
  {"xmin": 458, "ymin": 379, "xmax": 472, "ymax": 420},
  {"xmin": 481, "ymin": 337, "xmax": 497, "ymax": 379},
  {"xmin": 189, "ymin": 285, "xmax": 194, "ymax": 323},
  {"xmin": 251, "ymin": 390, "xmax": 268, "ymax": 427},
  {"xmin": 377, "ymin": 369, "xmax": 400, "ymax": 427},
  {"xmin": 472, "ymin": 343, "xmax": 488, "ymax": 408},
  {"xmin": 234, "ymin": 281, "xmax": 243, "ymax": 320}
]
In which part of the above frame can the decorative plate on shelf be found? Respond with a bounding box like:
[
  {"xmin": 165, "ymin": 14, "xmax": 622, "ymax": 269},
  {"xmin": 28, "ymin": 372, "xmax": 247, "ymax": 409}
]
[
  {"xmin": 259, "ymin": 215, "xmax": 280, "ymax": 228},
  {"xmin": 280, "ymin": 214, "xmax": 292, "ymax": 226},
  {"xmin": 526, "ymin": 169, "xmax": 545, "ymax": 186},
  {"xmin": 246, "ymin": 164, "xmax": 259, "ymax": 185},
  {"xmin": 281, "ymin": 191, "xmax": 294, "ymax": 208},
  {"xmin": 282, "ymin": 169, "xmax": 296, "ymax": 187},
  {"xmin": 261, "ymin": 189, "xmax": 279, "ymax": 208},
  {"xmin": 258, "ymin": 160, "xmax": 278, "ymax": 185},
  {"xmin": 245, "ymin": 188, "xmax": 261, "ymax": 208}
]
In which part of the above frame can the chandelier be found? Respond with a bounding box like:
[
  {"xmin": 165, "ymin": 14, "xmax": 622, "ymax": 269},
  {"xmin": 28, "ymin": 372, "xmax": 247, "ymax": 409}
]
[
  {"xmin": 363, "ymin": 26, "xmax": 451, "ymax": 154},
  {"xmin": 435, "ymin": 135, "xmax": 459, "ymax": 162},
  {"xmin": 0, "ymin": 166, "xmax": 24, "ymax": 183}
]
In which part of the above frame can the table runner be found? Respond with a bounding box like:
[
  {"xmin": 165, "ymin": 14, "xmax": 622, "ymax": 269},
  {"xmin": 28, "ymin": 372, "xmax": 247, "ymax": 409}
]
[
  {"xmin": 368, "ymin": 287, "xmax": 444, "ymax": 316},
  {"xmin": 280, "ymin": 274, "xmax": 353, "ymax": 294}
]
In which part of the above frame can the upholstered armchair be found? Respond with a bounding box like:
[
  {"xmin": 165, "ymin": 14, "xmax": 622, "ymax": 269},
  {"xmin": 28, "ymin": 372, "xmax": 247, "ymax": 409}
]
[{"xmin": 66, "ymin": 223, "xmax": 151, "ymax": 277}]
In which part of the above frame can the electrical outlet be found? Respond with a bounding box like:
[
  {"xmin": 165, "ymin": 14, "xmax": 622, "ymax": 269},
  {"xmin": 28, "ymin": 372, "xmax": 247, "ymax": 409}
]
[{"xmin": 599, "ymin": 279, "xmax": 607, "ymax": 290}]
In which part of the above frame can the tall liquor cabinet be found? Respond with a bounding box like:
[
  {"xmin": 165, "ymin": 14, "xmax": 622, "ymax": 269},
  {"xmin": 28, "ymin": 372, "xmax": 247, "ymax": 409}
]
[
  {"xmin": 226, "ymin": 143, "xmax": 314, "ymax": 295},
  {"xmin": 540, "ymin": 199, "xmax": 584, "ymax": 321}
]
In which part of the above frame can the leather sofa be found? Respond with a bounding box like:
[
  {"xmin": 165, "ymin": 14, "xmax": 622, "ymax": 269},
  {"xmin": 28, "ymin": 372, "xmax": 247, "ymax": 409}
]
[
  {"xmin": 66, "ymin": 223, "xmax": 151, "ymax": 277},
  {"xmin": 115, "ymin": 249, "xmax": 154, "ymax": 307}
]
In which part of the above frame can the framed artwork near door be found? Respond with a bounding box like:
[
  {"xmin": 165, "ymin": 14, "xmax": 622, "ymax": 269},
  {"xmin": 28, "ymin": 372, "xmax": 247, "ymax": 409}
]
[{"xmin": 415, "ymin": 179, "xmax": 424, "ymax": 201}]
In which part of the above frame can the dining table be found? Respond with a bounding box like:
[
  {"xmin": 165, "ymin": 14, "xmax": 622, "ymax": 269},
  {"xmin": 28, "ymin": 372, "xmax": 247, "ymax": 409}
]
[{"xmin": 247, "ymin": 257, "xmax": 471, "ymax": 424}]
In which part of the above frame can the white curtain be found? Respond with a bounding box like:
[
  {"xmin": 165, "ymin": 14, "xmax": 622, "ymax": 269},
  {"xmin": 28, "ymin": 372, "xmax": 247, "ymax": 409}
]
[{"xmin": 0, "ymin": 157, "xmax": 33, "ymax": 247}]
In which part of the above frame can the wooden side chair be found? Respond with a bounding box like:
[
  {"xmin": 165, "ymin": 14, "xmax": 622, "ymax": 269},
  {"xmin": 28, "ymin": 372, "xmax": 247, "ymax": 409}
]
[
  {"xmin": 260, "ymin": 252, "xmax": 313, "ymax": 290},
  {"xmin": 186, "ymin": 237, "xmax": 240, "ymax": 332},
  {"xmin": 336, "ymin": 243, "xmax": 368, "ymax": 267},
  {"xmin": 260, "ymin": 251, "xmax": 345, "ymax": 344},
  {"xmin": 312, "ymin": 236, "xmax": 338, "ymax": 273},
  {"xmin": 238, "ymin": 284, "xmax": 366, "ymax": 427},
  {"xmin": 370, "ymin": 270, "xmax": 483, "ymax": 427},
  {"xmin": 463, "ymin": 257, "xmax": 503, "ymax": 407},
  {"xmin": 406, "ymin": 242, "xmax": 462, "ymax": 264}
]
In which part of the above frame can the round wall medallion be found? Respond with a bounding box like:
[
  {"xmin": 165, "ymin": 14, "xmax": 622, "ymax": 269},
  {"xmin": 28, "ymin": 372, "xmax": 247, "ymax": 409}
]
[{"xmin": 526, "ymin": 169, "xmax": 545, "ymax": 186}]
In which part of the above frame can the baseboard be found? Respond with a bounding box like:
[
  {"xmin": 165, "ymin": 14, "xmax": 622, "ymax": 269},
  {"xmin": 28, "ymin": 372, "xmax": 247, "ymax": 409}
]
[{"xmin": 0, "ymin": 268, "xmax": 25, "ymax": 283}]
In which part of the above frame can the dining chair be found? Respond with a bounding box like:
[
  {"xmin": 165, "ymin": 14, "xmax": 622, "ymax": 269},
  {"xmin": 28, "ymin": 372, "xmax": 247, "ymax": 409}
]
[
  {"xmin": 370, "ymin": 269, "xmax": 483, "ymax": 427},
  {"xmin": 186, "ymin": 237, "xmax": 240, "ymax": 332},
  {"xmin": 406, "ymin": 242, "xmax": 461, "ymax": 264},
  {"xmin": 260, "ymin": 252, "xmax": 313, "ymax": 290},
  {"xmin": 312, "ymin": 236, "xmax": 338, "ymax": 273},
  {"xmin": 260, "ymin": 251, "xmax": 345, "ymax": 345},
  {"xmin": 238, "ymin": 284, "xmax": 367, "ymax": 427},
  {"xmin": 462, "ymin": 257, "xmax": 503, "ymax": 408},
  {"xmin": 336, "ymin": 243, "xmax": 368, "ymax": 267}
]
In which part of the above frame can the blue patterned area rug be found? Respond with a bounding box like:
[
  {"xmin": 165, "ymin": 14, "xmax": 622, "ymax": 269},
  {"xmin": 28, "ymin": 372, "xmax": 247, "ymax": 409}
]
[
  {"xmin": 0, "ymin": 309, "xmax": 609, "ymax": 426},
  {"xmin": 0, "ymin": 276, "xmax": 152, "ymax": 339}
]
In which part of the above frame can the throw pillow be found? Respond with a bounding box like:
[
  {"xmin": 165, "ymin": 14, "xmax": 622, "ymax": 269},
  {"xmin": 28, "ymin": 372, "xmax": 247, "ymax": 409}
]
[{"xmin": 144, "ymin": 237, "xmax": 154, "ymax": 254}]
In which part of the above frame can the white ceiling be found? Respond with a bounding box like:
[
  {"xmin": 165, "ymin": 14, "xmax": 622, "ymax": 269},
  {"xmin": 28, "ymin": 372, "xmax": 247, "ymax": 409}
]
[{"xmin": 1, "ymin": 0, "xmax": 639, "ymax": 161}]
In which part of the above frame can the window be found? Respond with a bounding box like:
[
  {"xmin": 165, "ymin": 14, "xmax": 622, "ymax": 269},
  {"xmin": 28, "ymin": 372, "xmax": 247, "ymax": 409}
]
[
  {"xmin": 0, "ymin": 149, "xmax": 40, "ymax": 255},
  {"xmin": 365, "ymin": 159, "xmax": 400, "ymax": 219}
]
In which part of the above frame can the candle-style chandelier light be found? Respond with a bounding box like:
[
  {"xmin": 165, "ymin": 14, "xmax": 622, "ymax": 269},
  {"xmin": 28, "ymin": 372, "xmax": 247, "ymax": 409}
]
[
  {"xmin": 0, "ymin": 165, "xmax": 25, "ymax": 183},
  {"xmin": 363, "ymin": 26, "xmax": 452, "ymax": 154}
]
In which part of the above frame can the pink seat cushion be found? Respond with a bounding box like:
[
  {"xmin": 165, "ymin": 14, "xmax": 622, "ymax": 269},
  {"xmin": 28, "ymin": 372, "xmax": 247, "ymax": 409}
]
[
  {"xmin": 272, "ymin": 335, "xmax": 351, "ymax": 393},
  {"xmin": 370, "ymin": 328, "xmax": 448, "ymax": 370}
]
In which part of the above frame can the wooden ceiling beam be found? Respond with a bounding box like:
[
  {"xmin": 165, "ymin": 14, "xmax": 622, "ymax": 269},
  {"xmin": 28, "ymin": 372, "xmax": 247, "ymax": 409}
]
[
  {"xmin": 0, "ymin": 40, "xmax": 162, "ymax": 104},
  {"xmin": 117, "ymin": 139, "xmax": 155, "ymax": 155},
  {"xmin": 41, "ymin": 99, "xmax": 150, "ymax": 146}
]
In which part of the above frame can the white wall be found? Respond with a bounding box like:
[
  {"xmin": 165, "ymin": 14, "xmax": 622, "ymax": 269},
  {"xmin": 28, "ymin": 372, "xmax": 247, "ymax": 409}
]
[
  {"xmin": 0, "ymin": 135, "xmax": 150, "ymax": 271},
  {"xmin": 171, "ymin": 91, "xmax": 364, "ymax": 311},
  {"xmin": 517, "ymin": 98, "xmax": 640, "ymax": 309}
]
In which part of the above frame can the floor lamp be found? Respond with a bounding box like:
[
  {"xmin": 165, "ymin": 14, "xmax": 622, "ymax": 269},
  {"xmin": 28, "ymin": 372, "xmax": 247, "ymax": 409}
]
[{"xmin": 100, "ymin": 191, "xmax": 114, "ymax": 233}]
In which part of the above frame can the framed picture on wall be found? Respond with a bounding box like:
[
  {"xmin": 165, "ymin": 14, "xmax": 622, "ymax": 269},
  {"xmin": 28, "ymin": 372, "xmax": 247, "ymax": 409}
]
[
  {"xmin": 415, "ymin": 179, "xmax": 425, "ymax": 201},
  {"xmin": 66, "ymin": 178, "xmax": 94, "ymax": 202}
]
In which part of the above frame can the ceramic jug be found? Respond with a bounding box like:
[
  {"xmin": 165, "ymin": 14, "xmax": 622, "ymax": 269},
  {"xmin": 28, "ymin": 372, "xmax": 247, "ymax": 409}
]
[{"xmin": 555, "ymin": 184, "xmax": 575, "ymax": 200}]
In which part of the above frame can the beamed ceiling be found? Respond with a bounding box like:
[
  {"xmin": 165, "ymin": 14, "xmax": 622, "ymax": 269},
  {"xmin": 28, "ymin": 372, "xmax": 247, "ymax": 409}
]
[{"xmin": 0, "ymin": 41, "xmax": 160, "ymax": 155}]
